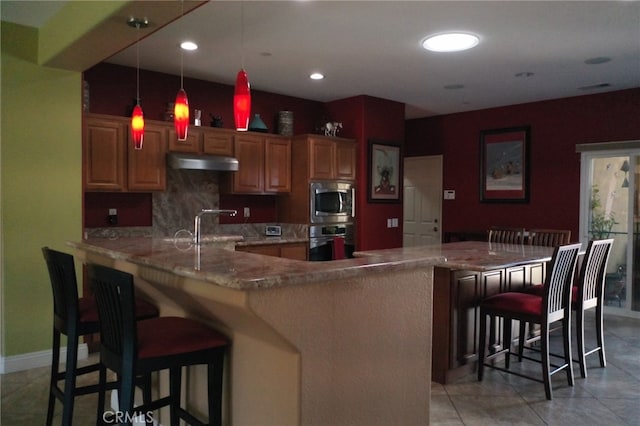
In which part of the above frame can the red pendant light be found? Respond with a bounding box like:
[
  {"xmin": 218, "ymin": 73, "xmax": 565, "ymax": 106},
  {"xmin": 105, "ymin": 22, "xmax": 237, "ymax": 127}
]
[
  {"xmin": 131, "ymin": 103, "xmax": 145, "ymax": 149},
  {"xmin": 174, "ymin": 88, "xmax": 189, "ymax": 140},
  {"xmin": 128, "ymin": 17, "xmax": 148, "ymax": 150},
  {"xmin": 234, "ymin": 69, "xmax": 251, "ymax": 131}
]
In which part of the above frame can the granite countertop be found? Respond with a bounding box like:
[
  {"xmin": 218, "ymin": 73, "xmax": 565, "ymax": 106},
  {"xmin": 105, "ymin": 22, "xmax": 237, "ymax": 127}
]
[
  {"xmin": 235, "ymin": 235, "xmax": 309, "ymax": 246},
  {"xmin": 354, "ymin": 241, "xmax": 556, "ymax": 271},
  {"xmin": 68, "ymin": 239, "xmax": 556, "ymax": 291},
  {"xmin": 69, "ymin": 237, "xmax": 443, "ymax": 290}
]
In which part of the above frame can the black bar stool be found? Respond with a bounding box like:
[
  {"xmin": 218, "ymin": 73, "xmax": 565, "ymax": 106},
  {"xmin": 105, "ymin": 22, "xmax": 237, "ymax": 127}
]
[
  {"xmin": 87, "ymin": 263, "xmax": 230, "ymax": 426},
  {"xmin": 42, "ymin": 247, "xmax": 159, "ymax": 426}
]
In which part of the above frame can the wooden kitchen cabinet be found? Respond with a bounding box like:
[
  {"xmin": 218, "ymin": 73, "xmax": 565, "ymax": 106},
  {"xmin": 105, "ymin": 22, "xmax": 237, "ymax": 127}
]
[
  {"xmin": 224, "ymin": 132, "xmax": 291, "ymax": 194},
  {"xmin": 278, "ymin": 134, "xmax": 356, "ymax": 223},
  {"xmin": 128, "ymin": 122, "xmax": 167, "ymax": 191},
  {"xmin": 84, "ymin": 116, "xmax": 126, "ymax": 191},
  {"xmin": 297, "ymin": 135, "xmax": 356, "ymax": 181},
  {"xmin": 431, "ymin": 263, "xmax": 545, "ymax": 384},
  {"xmin": 237, "ymin": 242, "xmax": 307, "ymax": 260},
  {"xmin": 84, "ymin": 114, "xmax": 167, "ymax": 192},
  {"xmin": 168, "ymin": 126, "xmax": 234, "ymax": 156}
]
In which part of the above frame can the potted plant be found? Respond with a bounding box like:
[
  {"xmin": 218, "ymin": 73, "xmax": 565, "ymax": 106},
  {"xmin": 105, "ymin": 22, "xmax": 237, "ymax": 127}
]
[{"xmin": 590, "ymin": 185, "xmax": 618, "ymax": 239}]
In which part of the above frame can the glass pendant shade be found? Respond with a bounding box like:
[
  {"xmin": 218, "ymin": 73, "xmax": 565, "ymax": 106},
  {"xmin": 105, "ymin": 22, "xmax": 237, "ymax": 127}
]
[
  {"xmin": 174, "ymin": 88, "xmax": 189, "ymax": 141},
  {"xmin": 131, "ymin": 104, "xmax": 145, "ymax": 150},
  {"xmin": 234, "ymin": 69, "xmax": 251, "ymax": 131}
]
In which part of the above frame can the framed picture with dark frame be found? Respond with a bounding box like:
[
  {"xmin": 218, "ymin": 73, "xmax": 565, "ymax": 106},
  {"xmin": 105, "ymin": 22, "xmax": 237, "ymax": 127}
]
[
  {"xmin": 368, "ymin": 139, "xmax": 402, "ymax": 203},
  {"xmin": 480, "ymin": 126, "xmax": 530, "ymax": 203}
]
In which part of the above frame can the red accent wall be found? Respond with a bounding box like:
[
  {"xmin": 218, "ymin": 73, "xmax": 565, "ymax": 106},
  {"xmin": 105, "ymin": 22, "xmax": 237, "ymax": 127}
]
[
  {"xmin": 326, "ymin": 96, "xmax": 406, "ymax": 251},
  {"xmin": 84, "ymin": 63, "xmax": 326, "ymax": 134},
  {"xmin": 84, "ymin": 192, "xmax": 152, "ymax": 227},
  {"xmin": 405, "ymin": 88, "xmax": 640, "ymax": 240}
]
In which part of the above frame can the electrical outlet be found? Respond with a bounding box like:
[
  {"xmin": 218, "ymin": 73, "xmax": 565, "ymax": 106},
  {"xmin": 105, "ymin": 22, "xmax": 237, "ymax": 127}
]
[
  {"xmin": 244, "ymin": 207, "xmax": 250, "ymax": 218},
  {"xmin": 108, "ymin": 208, "xmax": 118, "ymax": 225}
]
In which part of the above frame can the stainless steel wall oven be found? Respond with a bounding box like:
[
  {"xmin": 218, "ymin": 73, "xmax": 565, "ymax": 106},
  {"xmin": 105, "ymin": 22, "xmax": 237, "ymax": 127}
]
[{"xmin": 309, "ymin": 224, "xmax": 355, "ymax": 261}]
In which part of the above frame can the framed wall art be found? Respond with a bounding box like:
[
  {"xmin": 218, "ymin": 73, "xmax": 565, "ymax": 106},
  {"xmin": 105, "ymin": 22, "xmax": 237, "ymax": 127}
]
[
  {"xmin": 368, "ymin": 139, "xmax": 402, "ymax": 203},
  {"xmin": 480, "ymin": 126, "xmax": 530, "ymax": 203}
]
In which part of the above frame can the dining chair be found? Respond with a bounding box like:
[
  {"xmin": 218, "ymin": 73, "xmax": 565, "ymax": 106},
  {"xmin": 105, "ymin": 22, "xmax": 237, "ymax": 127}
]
[
  {"xmin": 477, "ymin": 243, "xmax": 581, "ymax": 400},
  {"xmin": 42, "ymin": 247, "xmax": 159, "ymax": 426},
  {"xmin": 88, "ymin": 263, "xmax": 230, "ymax": 426},
  {"xmin": 487, "ymin": 226, "xmax": 525, "ymax": 244},
  {"xmin": 528, "ymin": 229, "xmax": 572, "ymax": 246}
]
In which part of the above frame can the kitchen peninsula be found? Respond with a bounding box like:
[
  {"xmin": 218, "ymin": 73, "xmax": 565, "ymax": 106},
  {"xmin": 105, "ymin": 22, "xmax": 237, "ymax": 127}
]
[
  {"xmin": 69, "ymin": 236, "xmax": 441, "ymax": 426},
  {"xmin": 69, "ymin": 237, "xmax": 555, "ymax": 424}
]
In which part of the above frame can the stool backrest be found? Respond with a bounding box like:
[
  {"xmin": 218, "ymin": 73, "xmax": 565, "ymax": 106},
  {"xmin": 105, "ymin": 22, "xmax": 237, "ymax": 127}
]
[
  {"xmin": 544, "ymin": 243, "xmax": 581, "ymax": 322},
  {"xmin": 529, "ymin": 229, "xmax": 571, "ymax": 246},
  {"xmin": 578, "ymin": 239, "xmax": 614, "ymax": 307},
  {"xmin": 42, "ymin": 247, "xmax": 80, "ymax": 330},
  {"xmin": 87, "ymin": 264, "xmax": 138, "ymax": 366},
  {"xmin": 488, "ymin": 227, "xmax": 525, "ymax": 244}
]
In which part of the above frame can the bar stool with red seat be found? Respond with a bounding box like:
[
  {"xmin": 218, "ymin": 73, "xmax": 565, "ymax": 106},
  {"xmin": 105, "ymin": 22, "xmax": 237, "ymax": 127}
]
[
  {"xmin": 87, "ymin": 263, "xmax": 230, "ymax": 426},
  {"xmin": 518, "ymin": 239, "xmax": 614, "ymax": 378},
  {"xmin": 42, "ymin": 247, "xmax": 159, "ymax": 426},
  {"xmin": 477, "ymin": 243, "xmax": 581, "ymax": 400}
]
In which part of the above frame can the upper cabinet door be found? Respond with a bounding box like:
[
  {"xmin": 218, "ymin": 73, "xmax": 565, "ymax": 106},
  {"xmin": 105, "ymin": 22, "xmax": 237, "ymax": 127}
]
[
  {"xmin": 127, "ymin": 123, "xmax": 167, "ymax": 191},
  {"xmin": 203, "ymin": 129, "xmax": 234, "ymax": 156},
  {"xmin": 232, "ymin": 134, "xmax": 265, "ymax": 193},
  {"xmin": 309, "ymin": 138, "xmax": 336, "ymax": 180},
  {"xmin": 168, "ymin": 127, "xmax": 201, "ymax": 153},
  {"xmin": 265, "ymin": 136, "xmax": 291, "ymax": 193},
  {"xmin": 84, "ymin": 117, "xmax": 126, "ymax": 191},
  {"xmin": 335, "ymin": 140, "xmax": 356, "ymax": 181}
]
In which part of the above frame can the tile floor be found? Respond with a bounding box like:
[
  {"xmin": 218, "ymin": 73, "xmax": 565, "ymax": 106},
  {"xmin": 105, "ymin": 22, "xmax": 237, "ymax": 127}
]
[
  {"xmin": 431, "ymin": 313, "xmax": 640, "ymax": 426},
  {"xmin": 1, "ymin": 313, "xmax": 638, "ymax": 425}
]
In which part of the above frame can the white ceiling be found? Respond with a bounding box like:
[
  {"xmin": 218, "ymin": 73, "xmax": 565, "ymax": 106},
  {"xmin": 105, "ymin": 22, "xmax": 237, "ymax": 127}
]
[{"xmin": 3, "ymin": 1, "xmax": 639, "ymax": 118}]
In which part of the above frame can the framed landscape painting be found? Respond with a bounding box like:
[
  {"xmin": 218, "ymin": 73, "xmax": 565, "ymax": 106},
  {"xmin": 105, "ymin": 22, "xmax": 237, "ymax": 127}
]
[{"xmin": 480, "ymin": 126, "xmax": 530, "ymax": 203}]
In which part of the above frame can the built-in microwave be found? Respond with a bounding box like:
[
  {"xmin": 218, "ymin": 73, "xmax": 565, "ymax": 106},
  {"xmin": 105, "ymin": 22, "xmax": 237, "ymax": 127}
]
[{"xmin": 310, "ymin": 181, "xmax": 355, "ymax": 224}]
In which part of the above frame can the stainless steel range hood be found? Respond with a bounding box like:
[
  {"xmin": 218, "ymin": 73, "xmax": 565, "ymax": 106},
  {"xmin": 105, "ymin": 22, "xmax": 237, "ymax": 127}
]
[{"xmin": 167, "ymin": 152, "xmax": 239, "ymax": 171}]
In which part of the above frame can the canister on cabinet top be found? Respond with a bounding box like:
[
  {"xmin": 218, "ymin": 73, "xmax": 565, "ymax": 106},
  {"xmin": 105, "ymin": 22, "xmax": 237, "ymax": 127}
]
[{"xmin": 277, "ymin": 110, "xmax": 293, "ymax": 136}]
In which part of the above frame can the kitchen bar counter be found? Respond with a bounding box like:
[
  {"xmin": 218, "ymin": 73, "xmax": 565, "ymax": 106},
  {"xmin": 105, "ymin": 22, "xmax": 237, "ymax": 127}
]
[{"xmin": 69, "ymin": 237, "xmax": 442, "ymax": 426}]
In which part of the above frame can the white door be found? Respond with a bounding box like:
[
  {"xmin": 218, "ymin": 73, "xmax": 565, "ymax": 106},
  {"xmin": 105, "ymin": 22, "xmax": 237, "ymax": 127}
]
[{"xmin": 403, "ymin": 155, "xmax": 442, "ymax": 246}]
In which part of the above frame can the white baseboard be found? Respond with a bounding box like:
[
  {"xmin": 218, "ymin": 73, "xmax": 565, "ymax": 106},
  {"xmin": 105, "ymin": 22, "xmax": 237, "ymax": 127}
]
[{"xmin": 0, "ymin": 343, "xmax": 89, "ymax": 374}]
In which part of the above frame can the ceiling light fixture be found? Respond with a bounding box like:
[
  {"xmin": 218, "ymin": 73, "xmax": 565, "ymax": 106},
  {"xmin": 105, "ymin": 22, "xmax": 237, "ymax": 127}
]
[
  {"xmin": 234, "ymin": 2, "xmax": 251, "ymax": 131},
  {"xmin": 174, "ymin": 1, "xmax": 189, "ymax": 141},
  {"xmin": 422, "ymin": 32, "xmax": 479, "ymax": 52},
  {"xmin": 180, "ymin": 41, "xmax": 198, "ymax": 51},
  {"xmin": 310, "ymin": 73, "xmax": 324, "ymax": 80},
  {"xmin": 127, "ymin": 17, "xmax": 149, "ymax": 150},
  {"xmin": 585, "ymin": 57, "xmax": 611, "ymax": 65}
]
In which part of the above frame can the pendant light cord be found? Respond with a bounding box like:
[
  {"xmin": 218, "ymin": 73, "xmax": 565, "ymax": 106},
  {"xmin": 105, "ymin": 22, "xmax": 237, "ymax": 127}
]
[
  {"xmin": 136, "ymin": 22, "xmax": 141, "ymax": 105},
  {"xmin": 180, "ymin": 0, "xmax": 185, "ymax": 89},
  {"xmin": 240, "ymin": 1, "xmax": 245, "ymax": 69}
]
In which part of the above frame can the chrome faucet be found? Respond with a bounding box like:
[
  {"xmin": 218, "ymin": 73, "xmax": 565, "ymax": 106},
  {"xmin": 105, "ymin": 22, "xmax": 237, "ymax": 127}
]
[{"xmin": 194, "ymin": 209, "xmax": 237, "ymax": 245}]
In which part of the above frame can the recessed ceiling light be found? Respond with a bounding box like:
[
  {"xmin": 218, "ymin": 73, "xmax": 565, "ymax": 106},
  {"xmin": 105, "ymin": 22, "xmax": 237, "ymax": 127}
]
[
  {"xmin": 180, "ymin": 41, "xmax": 198, "ymax": 51},
  {"xmin": 584, "ymin": 57, "xmax": 611, "ymax": 65},
  {"xmin": 422, "ymin": 33, "xmax": 479, "ymax": 52},
  {"xmin": 310, "ymin": 73, "xmax": 324, "ymax": 80}
]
